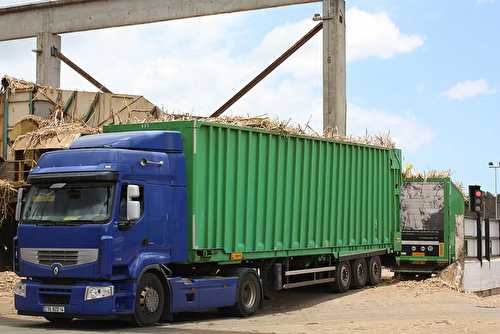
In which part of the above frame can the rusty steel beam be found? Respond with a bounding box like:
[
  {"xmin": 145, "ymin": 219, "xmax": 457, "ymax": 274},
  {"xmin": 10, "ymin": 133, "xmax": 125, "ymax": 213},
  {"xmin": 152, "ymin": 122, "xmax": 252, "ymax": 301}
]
[
  {"xmin": 51, "ymin": 47, "xmax": 112, "ymax": 93},
  {"xmin": 211, "ymin": 22, "xmax": 323, "ymax": 118}
]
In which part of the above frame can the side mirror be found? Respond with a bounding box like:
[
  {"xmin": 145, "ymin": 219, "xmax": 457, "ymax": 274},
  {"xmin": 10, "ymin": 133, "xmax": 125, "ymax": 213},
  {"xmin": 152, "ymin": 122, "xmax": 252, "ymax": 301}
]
[
  {"xmin": 15, "ymin": 188, "xmax": 24, "ymax": 222},
  {"xmin": 127, "ymin": 185, "xmax": 141, "ymax": 221}
]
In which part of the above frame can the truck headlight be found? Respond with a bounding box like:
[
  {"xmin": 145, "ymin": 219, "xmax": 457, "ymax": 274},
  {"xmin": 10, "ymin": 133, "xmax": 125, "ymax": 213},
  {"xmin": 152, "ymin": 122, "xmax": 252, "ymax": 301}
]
[
  {"xmin": 85, "ymin": 286, "xmax": 114, "ymax": 301},
  {"xmin": 14, "ymin": 281, "xmax": 26, "ymax": 298}
]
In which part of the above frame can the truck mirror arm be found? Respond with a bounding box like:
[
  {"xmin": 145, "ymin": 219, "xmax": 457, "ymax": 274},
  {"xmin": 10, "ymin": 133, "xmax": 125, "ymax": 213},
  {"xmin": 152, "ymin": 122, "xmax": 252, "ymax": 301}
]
[{"xmin": 117, "ymin": 220, "xmax": 134, "ymax": 231}]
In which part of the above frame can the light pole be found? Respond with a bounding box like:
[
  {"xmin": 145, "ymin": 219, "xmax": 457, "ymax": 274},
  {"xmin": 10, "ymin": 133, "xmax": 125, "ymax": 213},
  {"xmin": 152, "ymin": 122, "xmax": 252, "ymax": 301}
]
[{"xmin": 488, "ymin": 162, "xmax": 499, "ymax": 220}]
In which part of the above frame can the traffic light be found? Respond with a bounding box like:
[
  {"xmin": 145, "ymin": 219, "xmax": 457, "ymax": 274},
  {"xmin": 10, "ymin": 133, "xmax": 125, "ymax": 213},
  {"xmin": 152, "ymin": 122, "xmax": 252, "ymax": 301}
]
[{"xmin": 469, "ymin": 185, "xmax": 482, "ymax": 213}]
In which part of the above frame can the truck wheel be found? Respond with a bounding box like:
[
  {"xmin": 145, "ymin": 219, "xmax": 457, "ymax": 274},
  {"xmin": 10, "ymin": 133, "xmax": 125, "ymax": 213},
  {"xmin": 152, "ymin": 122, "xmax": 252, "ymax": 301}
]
[
  {"xmin": 368, "ymin": 256, "xmax": 382, "ymax": 285},
  {"xmin": 225, "ymin": 268, "xmax": 262, "ymax": 317},
  {"xmin": 331, "ymin": 261, "xmax": 351, "ymax": 293},
  {"xmin": 134, "ymin": 273, "xmax": 165, "ymax": 326},
  {"xmin": 351, "ymin": 258, "xmax": 368, "ymax": 288}
]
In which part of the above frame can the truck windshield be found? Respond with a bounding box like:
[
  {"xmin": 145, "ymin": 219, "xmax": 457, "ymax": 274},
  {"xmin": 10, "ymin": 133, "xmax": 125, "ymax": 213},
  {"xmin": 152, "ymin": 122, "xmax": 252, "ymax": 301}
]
[{"xmin": 22, "ymin": 183, "xmax": 114, "ymax": 225}]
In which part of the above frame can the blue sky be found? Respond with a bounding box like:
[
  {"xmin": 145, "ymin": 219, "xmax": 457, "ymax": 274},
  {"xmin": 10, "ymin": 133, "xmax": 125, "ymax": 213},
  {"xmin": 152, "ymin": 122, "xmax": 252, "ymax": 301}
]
[{"xmin": 0, "ymin": 0, "xmax": 499, "ymax": 192}]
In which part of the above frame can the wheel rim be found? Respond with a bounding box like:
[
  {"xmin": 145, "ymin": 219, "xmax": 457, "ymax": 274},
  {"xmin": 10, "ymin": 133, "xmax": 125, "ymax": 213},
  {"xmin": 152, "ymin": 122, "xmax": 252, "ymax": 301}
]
[
  {"xmin": 241, "ymin": 280, "xmax": 257, "ymax": 309},
  {"xmin": 139, "ymin": 286, "xmax": 160, "ymax": 314},
  {"xmin": 357, "ymin": 263, "xmax": 364, "ymax": 278},
  {"xmin": 372, "ymin": 262, "xmax": 380, "ymax": 278},
  {"xmin": 341, "ymin": 265, "xmax": 350, "ymax": 285}
]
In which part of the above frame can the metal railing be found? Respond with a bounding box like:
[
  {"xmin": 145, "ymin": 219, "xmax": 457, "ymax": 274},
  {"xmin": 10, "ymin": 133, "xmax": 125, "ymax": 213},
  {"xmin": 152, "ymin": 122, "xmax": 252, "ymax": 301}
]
[{"xmin": 464, "ymin": 217, "xmax": 500, "ymax": 260}]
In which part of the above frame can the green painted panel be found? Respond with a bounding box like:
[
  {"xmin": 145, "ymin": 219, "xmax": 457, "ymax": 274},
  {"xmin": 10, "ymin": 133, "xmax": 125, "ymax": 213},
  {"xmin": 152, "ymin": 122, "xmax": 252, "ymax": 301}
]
[{"xmin": 105, "ymin": 121, "xmax": 402, "ymax": 263}]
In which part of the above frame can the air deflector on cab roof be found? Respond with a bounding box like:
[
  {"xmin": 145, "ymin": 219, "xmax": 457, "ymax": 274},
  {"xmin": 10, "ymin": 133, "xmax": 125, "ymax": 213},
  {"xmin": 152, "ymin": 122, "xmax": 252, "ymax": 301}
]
[{"xmin": 69, "ymin": 131, "xmax": 183, "ymax": 153}]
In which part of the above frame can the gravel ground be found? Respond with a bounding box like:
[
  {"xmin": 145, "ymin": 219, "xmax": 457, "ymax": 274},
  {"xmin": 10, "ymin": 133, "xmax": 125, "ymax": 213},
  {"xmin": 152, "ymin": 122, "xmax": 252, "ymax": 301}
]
[{"xmin": 1, "ymin": 271, "xmax": 499, "ymax": 333}]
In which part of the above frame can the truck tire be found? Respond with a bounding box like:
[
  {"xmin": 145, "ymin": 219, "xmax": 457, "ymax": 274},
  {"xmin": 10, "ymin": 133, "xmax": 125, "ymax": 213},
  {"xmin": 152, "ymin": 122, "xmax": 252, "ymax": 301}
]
[
  {"xmin": 331, "ymin": 261, "xmax": 351, "ymax": 293},
  {"xmin": 368, "ymin": 256, "xmax": 382, "ymax": 285},
  {"xmin": 223, "ymin": 268, "xmax": 262, "ymax": 317},
  {"xmin": 351, "ymin": 258, "xmax": 368, "ymax": 288},
  {"xmin": 134, "ymin": 273, "xmax": 165, "ymax": 326}
]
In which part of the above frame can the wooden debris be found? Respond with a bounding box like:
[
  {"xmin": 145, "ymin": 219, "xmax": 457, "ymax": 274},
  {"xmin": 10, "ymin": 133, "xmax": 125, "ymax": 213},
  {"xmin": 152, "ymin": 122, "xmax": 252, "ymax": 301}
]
[
  {"xmin": 147, "ymin": 113, "xmax": 397, "ymax": 149},
  {"xmin": 12, "ymin": 119, "xmax": 100, "ymax": 152},
  {"xmin": 403, "ymin": 164, "xmax": 466, "ymax": 199},
  {"xmin": 0, "ymin": 179, "xmax": 16, "ymax": 227},
  {"xmin": 1, "ymin": 75, "xmax": 36, "ymax": 94}
]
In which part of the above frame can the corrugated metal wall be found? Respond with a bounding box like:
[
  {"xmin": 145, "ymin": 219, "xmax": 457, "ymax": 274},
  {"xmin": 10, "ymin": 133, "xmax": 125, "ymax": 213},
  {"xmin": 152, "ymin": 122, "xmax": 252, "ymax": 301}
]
[
  {"xmin": 191, "ymin": 121, "xmax": 401, "ymax": 261},
  {"xmin": 104, "ymin": 120, "xmax": 402, "ymax": 263}
]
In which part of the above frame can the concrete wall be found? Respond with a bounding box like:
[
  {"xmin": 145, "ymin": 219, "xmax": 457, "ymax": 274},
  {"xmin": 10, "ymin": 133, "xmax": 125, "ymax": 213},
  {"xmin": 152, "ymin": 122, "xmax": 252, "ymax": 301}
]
[{"xmin": 463, "ymin": 258, "xmax": 500, "ymax": 292}]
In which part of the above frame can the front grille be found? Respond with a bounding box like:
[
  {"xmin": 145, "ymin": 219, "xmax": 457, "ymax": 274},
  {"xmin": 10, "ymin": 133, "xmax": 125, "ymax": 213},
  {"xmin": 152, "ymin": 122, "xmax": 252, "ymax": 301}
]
[
  {"xmin": 20, "ymin": 248, "xmax": 98, "ymax": 267},
  {"xmin": 38, "ymin": 250, "xmax": 78, "ymax": 266}
]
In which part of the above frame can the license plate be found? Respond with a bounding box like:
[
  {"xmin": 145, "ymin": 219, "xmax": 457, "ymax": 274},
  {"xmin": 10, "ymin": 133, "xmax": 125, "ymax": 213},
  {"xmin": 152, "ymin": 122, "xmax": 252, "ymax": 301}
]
[{"xmin": 43, "ymin": 305, "xmax": 65, "ymax": 313}]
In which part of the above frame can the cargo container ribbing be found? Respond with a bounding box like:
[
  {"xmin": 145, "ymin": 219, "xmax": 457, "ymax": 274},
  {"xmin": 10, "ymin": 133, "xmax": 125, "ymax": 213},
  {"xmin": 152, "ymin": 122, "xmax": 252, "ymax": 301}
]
[{"xmin": 105, "ymin": 120, "xmax": 402, "ymax": 263}]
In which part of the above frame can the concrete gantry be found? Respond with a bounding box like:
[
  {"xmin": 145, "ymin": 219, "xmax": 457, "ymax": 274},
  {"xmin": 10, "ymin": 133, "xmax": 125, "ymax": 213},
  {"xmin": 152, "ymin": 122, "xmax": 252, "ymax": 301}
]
[
  {"xmin": 323, "ymin": 0, "xmax": 346, "ymax": 135},
  {"xmin": 0, "ymin": 0, "xmax": 347, "ymax": 135},
  {"xmin": 35, "ymin": 32, "xmax": 61, "ymax": 88}
]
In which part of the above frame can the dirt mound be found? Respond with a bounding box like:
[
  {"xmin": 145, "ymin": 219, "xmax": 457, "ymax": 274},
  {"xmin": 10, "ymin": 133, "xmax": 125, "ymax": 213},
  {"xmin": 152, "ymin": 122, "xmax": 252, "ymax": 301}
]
[
  {"xmin": 0, "ymin": 271, "xmax": 19, "ymax": 297},
  {"xmin": 395, "ymin": 277, "xmax": 449, "ymax": 295}
]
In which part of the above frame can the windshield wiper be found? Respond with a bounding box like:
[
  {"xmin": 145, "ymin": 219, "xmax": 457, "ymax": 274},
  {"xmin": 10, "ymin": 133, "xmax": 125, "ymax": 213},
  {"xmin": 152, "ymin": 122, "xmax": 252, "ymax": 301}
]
[
  {"xmin": 31, "ymin": 221, "xmax": 60, "ymax": 226},
  {"xmin": 66, "ymin": 219, "xmax": 105, "ymax": 224}
]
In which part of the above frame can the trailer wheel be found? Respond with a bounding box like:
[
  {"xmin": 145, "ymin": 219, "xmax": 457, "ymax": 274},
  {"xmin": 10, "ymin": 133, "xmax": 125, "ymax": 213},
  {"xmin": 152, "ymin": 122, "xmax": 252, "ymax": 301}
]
[
  {"xmin": 134, "ymin": 273, "xmax": 165, "ymax": 326},
  {"xmin": 331, "ymin": 261, "xmax": 351, "ymax": 293},
  {"xmin": 351, "ymin": 258, "xmax": 368, "ymax": 288},
  {"xmin": 368, "ymin": 256, "xmax": 382, "ymax": 285},
  {"xmin": 223, "ymin": 268, "xmax": 262, "ymax": 317}
]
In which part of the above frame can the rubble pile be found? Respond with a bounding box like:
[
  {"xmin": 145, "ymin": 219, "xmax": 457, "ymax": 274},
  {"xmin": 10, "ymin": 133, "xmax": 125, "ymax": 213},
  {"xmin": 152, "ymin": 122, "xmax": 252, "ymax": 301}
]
[{"xmin": 0, "ymin": 271, "xmax": 18, "ymax": 296}]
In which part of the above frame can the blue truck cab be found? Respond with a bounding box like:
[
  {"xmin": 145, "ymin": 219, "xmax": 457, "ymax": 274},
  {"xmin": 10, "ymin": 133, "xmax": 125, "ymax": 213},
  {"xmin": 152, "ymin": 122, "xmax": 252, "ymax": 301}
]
[{"xmin": 13, "ymin": 131, "xmax": 243, "ymax": 326}]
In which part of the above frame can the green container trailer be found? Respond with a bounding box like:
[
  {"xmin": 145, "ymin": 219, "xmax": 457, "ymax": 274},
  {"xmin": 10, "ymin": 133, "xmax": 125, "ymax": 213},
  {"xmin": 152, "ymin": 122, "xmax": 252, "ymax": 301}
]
[
  {"xmin": 106, "ymin": 120, "xmax": 402, "ymax": 263},
  {"xmin": 396, "ymin": 177, "xmax": 465, "ymax": 274}
]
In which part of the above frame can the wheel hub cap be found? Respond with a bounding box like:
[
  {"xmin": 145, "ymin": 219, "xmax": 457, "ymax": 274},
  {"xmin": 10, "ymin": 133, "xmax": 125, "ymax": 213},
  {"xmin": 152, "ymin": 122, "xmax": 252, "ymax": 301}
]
[
  {"xmin": 241, "ymin": 281, "xmax": 257, "ymax": 308},
  {"xmin": 341, "ymin": 267, "xmax": 349, "ymax": 284},
  {"xmin": 140, "ymin": 287, "xmax": 160, "ymax": 313}
]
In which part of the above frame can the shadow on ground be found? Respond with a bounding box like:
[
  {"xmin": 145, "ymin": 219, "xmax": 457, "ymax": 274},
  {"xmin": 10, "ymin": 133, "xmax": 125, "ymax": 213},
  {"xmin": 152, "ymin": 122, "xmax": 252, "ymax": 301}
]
[{"xmin": 2, "ymin": 277, "xmax": 400, "ymax": 333}]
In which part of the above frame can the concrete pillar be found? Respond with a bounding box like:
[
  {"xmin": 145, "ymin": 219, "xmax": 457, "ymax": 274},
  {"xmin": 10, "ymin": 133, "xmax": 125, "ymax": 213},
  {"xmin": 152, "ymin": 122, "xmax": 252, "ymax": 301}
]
[
  {"xmin": 36, "ymin": 32, "xmax": 61, "ymax": 88},
  {"xmin": 323, "ymin": 0, "xmax": 346, "ymax": 136}
]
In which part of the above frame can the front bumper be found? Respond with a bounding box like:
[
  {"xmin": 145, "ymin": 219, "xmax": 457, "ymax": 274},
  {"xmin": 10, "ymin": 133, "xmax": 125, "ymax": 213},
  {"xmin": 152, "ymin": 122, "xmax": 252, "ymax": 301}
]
[{"xmin": 15, "ymin": 279, "xmax": 135, "ymax": 318}]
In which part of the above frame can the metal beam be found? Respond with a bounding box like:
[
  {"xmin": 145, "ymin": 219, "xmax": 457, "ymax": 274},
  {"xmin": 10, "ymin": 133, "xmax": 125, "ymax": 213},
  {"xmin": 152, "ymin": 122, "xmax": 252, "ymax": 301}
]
[
  {"xmin": 211, "ymin": 22, "xmax": 323, "ymax": 118},
  {"xmin": 51, "ymin": 47, "xmax": 112, "ymax": 93},
  {"xmin": 0, "ymin": 0, "xmax": 320, "ymax": 41}
]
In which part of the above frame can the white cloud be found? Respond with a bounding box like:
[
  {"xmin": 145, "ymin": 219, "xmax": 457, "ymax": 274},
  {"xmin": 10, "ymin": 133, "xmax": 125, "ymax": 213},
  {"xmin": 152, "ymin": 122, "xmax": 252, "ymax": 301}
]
[
  {"xmin": 477, "ymin": 0, "xmax": 496, "ymax": 4},
  {"xmin": 348, "ymin": 104, "xmax": 434, "ymax": 153},
  {"xmin": 347, "ymin": 7, "xmax": 424, "ymax": 61},
  {"xmin": 442, "ymin": 79, "xmax": 496, "ymax": 100}
]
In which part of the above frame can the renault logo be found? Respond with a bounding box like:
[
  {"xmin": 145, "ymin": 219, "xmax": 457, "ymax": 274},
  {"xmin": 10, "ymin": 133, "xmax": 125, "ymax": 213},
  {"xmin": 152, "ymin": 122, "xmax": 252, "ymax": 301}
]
[{"xmin": 52, "ymin": 264, "xmax": 61, "ymax": 276}]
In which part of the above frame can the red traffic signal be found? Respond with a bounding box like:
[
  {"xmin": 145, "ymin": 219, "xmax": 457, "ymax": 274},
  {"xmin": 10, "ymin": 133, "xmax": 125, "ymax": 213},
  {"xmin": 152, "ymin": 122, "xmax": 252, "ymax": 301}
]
[{"xmin": 469, "ymin": 185, "xmax": 482, "ymax": 214}]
